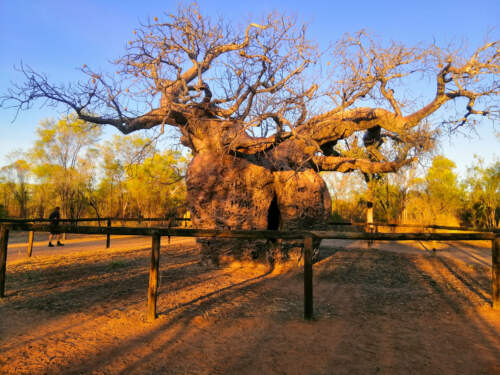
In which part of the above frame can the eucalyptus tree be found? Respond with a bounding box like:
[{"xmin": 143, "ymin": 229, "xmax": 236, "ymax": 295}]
[
  {"xmin": 29, "ymin": 116, "xmax": 101, "ymax": 219},
  {"xmin": 0, "ymin": 157, "xmax": 31, "ymax": 217}
]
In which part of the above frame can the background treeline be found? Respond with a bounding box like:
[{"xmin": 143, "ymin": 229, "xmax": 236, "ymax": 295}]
[
  {"xmin": 0, "ymin": 116, "xmax": 188, "ymax": 220},
  {"xmin": 1, "ymin": 116, "xmax": 498, "ymax": 229},
  {"xmin": 327, "ymin": 155, "xmax": 500, "ymax": 229}
]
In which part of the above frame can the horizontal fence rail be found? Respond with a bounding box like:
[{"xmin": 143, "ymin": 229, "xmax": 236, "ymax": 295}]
[
  {"xmin": 3, "ymin": 223, "xmax": 495, "ymax": 241},
  {"xmin": 0, "ymin": 217, "xmax": 190, "ymax": 223},
  {"xmin": 7, "ymin": 224, "xmax": 308, "ymax": 239},
  {"xmin": 0, "ymin": 222, "xmax": 498, "ymax": 321},
  {"xmin": 1, "ymin": 216, "xmax": 498, "ymax": 232},
  {"xmin": 329, "ymin": 221, "xmax": 500, "ymax": 234},
  {"xmin": 310, "ymin": 231, "xmax": 495, "ymax": 241}
]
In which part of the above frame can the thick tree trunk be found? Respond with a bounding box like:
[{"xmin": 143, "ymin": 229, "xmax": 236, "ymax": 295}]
[
  {"xmin": 186, "ymin": 151, "xmax": 331, "ymax": 264},
  {"xmin": 187, "ymin": 152, "xmax": 275, "ymax": 230}
]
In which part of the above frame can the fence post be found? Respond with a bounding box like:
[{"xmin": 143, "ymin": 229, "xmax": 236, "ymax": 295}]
[
  {"xmin": 148, "ymin": 233, "xmax": 161, "ymax": 321},
  {"xmin": 0, "ymin": 225, "xmax": 9, "ymax": 298},
  {"xmin": 304, "ymin": 234, "xmax": 314, "ymax": 320},
  {"xmin": 493, "ymin": 236, "xmax": 500, "ymax": 310},
  {"xmin": 27, "ymin": 231, "xmax": 34, "ymax": 257},
  {"xmin": 106, "ymin": 219, "xmax": 111, "ymax": 249}
]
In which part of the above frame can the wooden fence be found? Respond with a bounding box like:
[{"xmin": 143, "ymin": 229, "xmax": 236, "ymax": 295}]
[
  {"xmin": 0, "ymin": 216, "xmax": 190, "ymax": 256},
  {"xmin": 334, "ymin": 221, "xmax": 500, "ymax": 233},
  {"xmin": 0, "ymin": 222, "xmax": 498, "ymax": 322}
]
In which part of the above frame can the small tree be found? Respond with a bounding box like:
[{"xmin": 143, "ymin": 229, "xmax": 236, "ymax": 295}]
[
  {"xmin": 126, "ymin": 150, "xmax": 187, "ymax": 218},
  {"xmin": 403, "ymin": 156, "xmax": 463, "ymax": 225},
  {"xmin": 29, "ymin": 115, "xmax": 101, "ymax": 219},
  {"xmin": 1, "ymin": 157, "xmax": 31, "ymax": 217},
  {"xmin": 98, "ymin": 134, "xmax": 157, "ymax": 217},
  {"xmin": 461, "ymin": 158, "xmax": 500, "ymax": 228}
]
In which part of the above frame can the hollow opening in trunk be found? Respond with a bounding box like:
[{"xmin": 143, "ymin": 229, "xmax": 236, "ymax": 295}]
[{"xmin": 267, "ymin": 195, "xmax": 280, "ymax": 230}]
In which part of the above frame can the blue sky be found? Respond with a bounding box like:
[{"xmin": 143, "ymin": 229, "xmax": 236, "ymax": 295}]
[{"xmin": 1, "ymin": 0, "xmax": 498, "ymax": 174}]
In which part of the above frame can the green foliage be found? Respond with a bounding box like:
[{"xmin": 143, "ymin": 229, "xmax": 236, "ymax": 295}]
[
  {"xmin": 0, "ymin": 114, "xmax": 190, "ymax": 219},
  {"xmin": 33, "ymin": 116, "xmax": 101, "ymax": 169},
  {"xmin": 125, "ymin": 150, "xmax": 187, "ymax": 217},
  {"xmin": 425, "ymin": 156, "xmax": 462, "ymax": 208},
  {"xmin": 95, "ymin": 134, "xmax": 187, "ymax": 218},
  {"xmin": 402, "ymin": 156, "xmax": 462, "ymax": 226},
  {"xmin": 1, "ymin": 155, "xmax": 31, "ymax": 217},
  {"xmin": 325, "ymin": 173, "xmax": 366, "ymax": 223},
  {"xmin": 329, "ymin": 210, "xmax": 348, "ymax": 223},
  {"xmin": 0, "ymin": 204, "xmax": 7, "ymax": 218},
  {"xmin": 459, "ymin": 157, "xmax": 500, "ymax": 228},
  {"xmin": 28, "ymin": 116, "xmax": 102, "ymax": 219},
  {"xmin": 325, "ymin": 155, "xmax": 498, "ymax": 228},
  {"xmin": 371, "ymin": 178, "xmax": 406, "ymax": 223},
  {"xmin": 330, "ymin": 199, "xmax": 365, "ymax": 223}
]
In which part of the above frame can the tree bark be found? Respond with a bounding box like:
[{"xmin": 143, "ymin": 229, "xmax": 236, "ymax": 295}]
[{"xmin": 186, "ymin": 150, "xmax": 331, "ymax": 263}]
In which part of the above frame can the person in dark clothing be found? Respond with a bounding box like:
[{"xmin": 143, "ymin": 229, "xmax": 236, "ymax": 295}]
[{"xmin": 48, "ymin": 207, "xmax": 64, "ymax": 247}]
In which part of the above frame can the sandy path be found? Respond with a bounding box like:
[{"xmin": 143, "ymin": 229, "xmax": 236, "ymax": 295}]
[
  {"xmin": 6, "ymin": 234, "xmax": 194, "ymax": 263},
  {"xmin": 320, "ymin": 239, "xmax": 492, "ymax": 266}
]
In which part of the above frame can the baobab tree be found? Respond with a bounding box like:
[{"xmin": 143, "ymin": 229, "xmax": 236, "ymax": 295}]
[{"xmin": 2, "ymin": 4, "xmax": 499, "ymax": 261}]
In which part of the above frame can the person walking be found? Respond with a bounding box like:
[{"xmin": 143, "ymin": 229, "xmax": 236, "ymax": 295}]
[{"xmin": 48, "ymin": 206, "xmax": 64, "ymax": 247}]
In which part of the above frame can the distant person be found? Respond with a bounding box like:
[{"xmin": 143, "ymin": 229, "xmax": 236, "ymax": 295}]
[{"xmin": 48, "ymin": 207, "xmax": 64, "ymax": 247}]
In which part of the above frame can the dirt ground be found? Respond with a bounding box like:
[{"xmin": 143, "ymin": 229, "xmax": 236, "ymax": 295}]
[{"xmin": 0, "ymin": 235, "xmax": 499, "ymax": 375}]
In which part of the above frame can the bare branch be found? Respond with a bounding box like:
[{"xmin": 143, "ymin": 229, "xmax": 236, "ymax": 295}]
[
  {"xmin": 1, "ymin": 5, "xmax": 498, "ymax": 178},
  {"xmin": 312, "ymin": 155, "xmax": 415, "ymax": 173}
]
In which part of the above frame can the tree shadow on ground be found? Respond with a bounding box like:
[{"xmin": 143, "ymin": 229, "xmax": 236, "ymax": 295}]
[
  {"xmin": 1, "ymin": 243, "xmax": 499, "ymax": 375},
  {"xmin": 0, "ymin": 244, "xmax": 221, "ymax": 340},
  {"xmin": 63, "ymin": 248, "xmax": 500, "ymax": 374}
]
